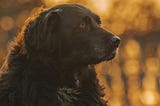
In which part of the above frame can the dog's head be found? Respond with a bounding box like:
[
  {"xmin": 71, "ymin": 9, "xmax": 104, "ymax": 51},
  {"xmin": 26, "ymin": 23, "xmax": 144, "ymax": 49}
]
[{"xmin": 23, "ymin": 4, "xmax": 120, "ymax": 65}]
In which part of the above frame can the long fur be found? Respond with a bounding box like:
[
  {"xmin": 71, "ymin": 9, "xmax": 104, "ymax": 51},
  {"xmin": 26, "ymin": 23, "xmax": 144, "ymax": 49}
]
[{"xmin": 0, "ymin": 5, "xmax": 108, "ymax": 106}]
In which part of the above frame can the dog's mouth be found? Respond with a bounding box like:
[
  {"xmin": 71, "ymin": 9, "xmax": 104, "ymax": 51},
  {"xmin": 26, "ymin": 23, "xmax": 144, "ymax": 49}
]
[
  {"xmin": 91, "ymin": 47, "xmax": 119, "ymax": 65},
  {"xmin": 105, "ymin": 48, "xmax": 118, "ymax": 61},
  {"xmin": 99, "ymin": 47, "xmax": 118, "ymax": 62}
]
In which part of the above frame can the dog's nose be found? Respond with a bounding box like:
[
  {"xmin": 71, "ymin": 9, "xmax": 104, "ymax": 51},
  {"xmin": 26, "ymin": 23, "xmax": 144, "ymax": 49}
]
[{"xmin": 111, "ymin": 36, "xmax": 121, "ymax": 47}]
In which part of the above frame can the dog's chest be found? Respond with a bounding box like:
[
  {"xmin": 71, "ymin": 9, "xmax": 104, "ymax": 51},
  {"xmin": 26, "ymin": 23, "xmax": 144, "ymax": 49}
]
[{"xmin": 57, "ymin": 87, "xmax": 79, "ymax": 105}]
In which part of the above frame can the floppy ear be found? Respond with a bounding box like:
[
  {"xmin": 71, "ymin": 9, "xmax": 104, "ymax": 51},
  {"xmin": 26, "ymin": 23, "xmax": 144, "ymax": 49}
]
[
  {"xmin": 43, "ymin": 9, "xmax": 61, "ymax": 34},
  {"xmin": 24, "ymin": 9, "xmax": 61, "ymax": 52},
  {"xmin": 42, "ymin": 9, "xmax": 62, "ymax": 52}
]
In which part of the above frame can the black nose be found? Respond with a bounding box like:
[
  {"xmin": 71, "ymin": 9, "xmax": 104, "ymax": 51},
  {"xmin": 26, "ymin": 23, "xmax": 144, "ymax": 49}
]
[{"xmin": 111, "ymin": 36, "xmax": 121, "ymax": 47}]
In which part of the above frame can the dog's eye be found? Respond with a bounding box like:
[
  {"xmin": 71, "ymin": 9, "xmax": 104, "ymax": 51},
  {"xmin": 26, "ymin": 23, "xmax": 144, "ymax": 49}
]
[
  {"xmin": 79, "ymin": 21, "xmax": 86, "ymax": 29},
  {"xmin": 79, "ymin": 19, "xmax": 91, "ymax": 31},
  {"xmin": 74, "ymin": 17, "xmax": 91, "ymax": 33}
]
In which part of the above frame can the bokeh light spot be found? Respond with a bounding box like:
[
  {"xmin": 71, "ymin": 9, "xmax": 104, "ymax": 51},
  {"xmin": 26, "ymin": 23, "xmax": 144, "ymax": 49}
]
[
  {"xmin": 0, "ymin": 16, "xmax": 14, "ymax": 31},
  {"xmin": 124, "ymin": 39, "xmax": 141, "ymax": 59},
  {"xmin": 145, "ymin": 57, "xmax": 159, "ymax": 73},
  {"xmin": 140, "ymin": 90, "xmax": 159, "ymax": 105}
]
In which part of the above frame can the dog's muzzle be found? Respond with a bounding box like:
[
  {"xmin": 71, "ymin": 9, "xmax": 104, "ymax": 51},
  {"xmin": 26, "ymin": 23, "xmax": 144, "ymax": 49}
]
[{"xmin": 106, "ymin": 36, "xmax": 121, "ymax": 61}]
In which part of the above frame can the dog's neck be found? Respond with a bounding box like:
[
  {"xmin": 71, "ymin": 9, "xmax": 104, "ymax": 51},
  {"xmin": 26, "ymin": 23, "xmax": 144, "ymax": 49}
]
[
  {"xmin": 25, "ymin": 53, "xmax": 95, "ymax": 87},
  {"xmin": 7, "ymin": 46, "xmax": 97, "ymax": 89}
]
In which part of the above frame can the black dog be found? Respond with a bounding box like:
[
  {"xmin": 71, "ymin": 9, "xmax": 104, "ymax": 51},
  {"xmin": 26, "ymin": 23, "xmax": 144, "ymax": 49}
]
[{"xmin": 0, "ymin": 4, "xmax": 120, "ymax": 106}]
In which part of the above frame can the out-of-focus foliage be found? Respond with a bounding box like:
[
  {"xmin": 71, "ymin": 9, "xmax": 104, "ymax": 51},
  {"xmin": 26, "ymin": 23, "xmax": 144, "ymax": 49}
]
[{"xmin": 0, "ymin": 0, "xmax": 160, "ymax": 106}]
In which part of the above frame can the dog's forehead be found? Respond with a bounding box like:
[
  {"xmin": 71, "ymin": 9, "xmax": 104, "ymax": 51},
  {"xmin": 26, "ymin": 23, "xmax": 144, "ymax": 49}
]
[
  {"xmin": 48, "ymin": 4, "xmax": 99, "ymax": 28},
  {"xmin": 50, "ymin": 4, "xmax": 97, "ymax": 20}
]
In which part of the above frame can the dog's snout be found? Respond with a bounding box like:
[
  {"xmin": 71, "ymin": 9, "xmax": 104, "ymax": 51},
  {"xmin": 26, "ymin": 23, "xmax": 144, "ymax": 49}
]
[{"xmin": 111, "ymin": 36, "xmax": 121, "ymax": 47}]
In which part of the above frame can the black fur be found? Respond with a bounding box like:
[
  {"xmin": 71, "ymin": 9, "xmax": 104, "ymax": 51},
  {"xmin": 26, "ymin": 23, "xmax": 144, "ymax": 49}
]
[{"xmin": 0, "ymin": 4, "xmax": 120, "ymax": 106}]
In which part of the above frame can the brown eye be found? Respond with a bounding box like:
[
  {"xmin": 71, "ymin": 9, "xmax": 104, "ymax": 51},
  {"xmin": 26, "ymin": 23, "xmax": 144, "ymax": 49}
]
[
  {"xmin": 74, "ymin": 18, "xmax": 91, "ymax": 33},
  {"xmin": 79, "ymin": 21, "xmax": 86, "ymax": 29}
]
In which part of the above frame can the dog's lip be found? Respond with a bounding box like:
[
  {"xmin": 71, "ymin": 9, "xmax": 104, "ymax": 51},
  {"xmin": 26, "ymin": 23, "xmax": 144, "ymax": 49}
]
[
  {"xmin": 105, "ymin": 48, "xmax": 118, "ymax": 61},
  {"xmin": 89, "ymin": 48, "xmax": 119, "ymax": 65},
  {"xmin": 105, "ymin": 52, "xmax": 116, "ymax": 61}
]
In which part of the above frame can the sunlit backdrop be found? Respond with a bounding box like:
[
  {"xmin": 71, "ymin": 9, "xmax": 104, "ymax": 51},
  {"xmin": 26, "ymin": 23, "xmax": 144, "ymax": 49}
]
[{"xmin": 0, "ymin": 0, "xmax": 160, "ymax": 106}]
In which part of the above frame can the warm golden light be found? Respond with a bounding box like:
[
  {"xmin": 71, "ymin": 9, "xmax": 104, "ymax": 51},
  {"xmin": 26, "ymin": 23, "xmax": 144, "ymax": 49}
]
[
  {"xmin": 16, "ymin": 11, "xmax": 29, "ymax": 27},
  {"xmin": 1, "ymin": 0, "xmax": 160, "ymax": 106},
  {"xmin": 42, "ymin": 0, "xmax": 70, "ymax": 7},
  {"xmin": 109, "ymin": 22, "xmax": 125, "ymax": 35},
  {"xmin": 140, "ymin": 90, "xmax": 159, "ymax": 105},
  {"xmin": 124, "ymin": 39, "xmax": 141, "ymax": 59},
  {"xmin": 128, "ymin": 87, "xmax": 141, "ymax": 106},
  {"xmin": 0, "ymin": 16, "xmax": 14, "ymax": 31},
  {"xmin": 145, "ymin": 57, "xmax": 159, "ymax": 73},
  {"xmin": 90, "ymin": 0, "xmax": 109, "ymax": 14},
  {"xmin": 143, "ymin": 74, "xmax": 157, "ymax": 90},
  {"xmin": 124, "ymin": 60, "xmax": 140, "ymax": 75},
  {"xmin": 110, "ymin": 99, "xmax": 121, "ymax": 106},
  {"xmin": 0, "ymin": 47, "xmax": 5, "ymax": 63}
]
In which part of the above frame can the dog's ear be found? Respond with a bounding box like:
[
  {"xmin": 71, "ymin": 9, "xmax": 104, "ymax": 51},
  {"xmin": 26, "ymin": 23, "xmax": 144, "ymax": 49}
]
[
  {"xmin": 24, "ymin": 9, "xmax": 62, "ymax": 52},
  {"xmin": 43, "ymin": 9, "xmax": 62, "ymax": 34},
  {"xmin": 41, "ymin": 9, "xmax": 62, "ymax": 52}
]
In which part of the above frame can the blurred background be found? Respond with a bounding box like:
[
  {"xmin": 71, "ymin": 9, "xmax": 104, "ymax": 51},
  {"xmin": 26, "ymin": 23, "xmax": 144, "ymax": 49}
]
[{"xmin": 0, "ymin": 0, "xmax": 160, "ymax": 106}]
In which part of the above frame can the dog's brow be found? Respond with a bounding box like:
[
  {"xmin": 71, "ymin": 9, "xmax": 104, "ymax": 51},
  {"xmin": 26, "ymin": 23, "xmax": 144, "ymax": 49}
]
[{"xmin": 53, "ymin": 8, "xmax": 62, "ymax": 12}]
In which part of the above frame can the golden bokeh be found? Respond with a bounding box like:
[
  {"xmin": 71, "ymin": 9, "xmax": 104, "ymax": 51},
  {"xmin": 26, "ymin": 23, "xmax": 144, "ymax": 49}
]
[
  {"xmin": 88, "ymin": 0, "xmax": 110, "ymax": 15},
  {"xmin": 140, "ymin": 90, "xmax": 160, "ymax": 105},
  {"xmin": 42, "ymin": 0, "xmax": 70, "ymax": 7},
  {"xmin": 0, "ymin": 16, "xmax": 14, "ymax": 31},
  {"xmin": 145, "ymin": 57, "xmax": 159, "ymax": 73},
  {"xmin": 16, "ymin": 10, "xmax": 30, "ymax": 27},
  {"xmin": 124, "ymin": 59, "xmax": 140, "ymax": 75},
  {"xmin": 124, "ymin": 39, "xmax": 141, "ymax": 59}
]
